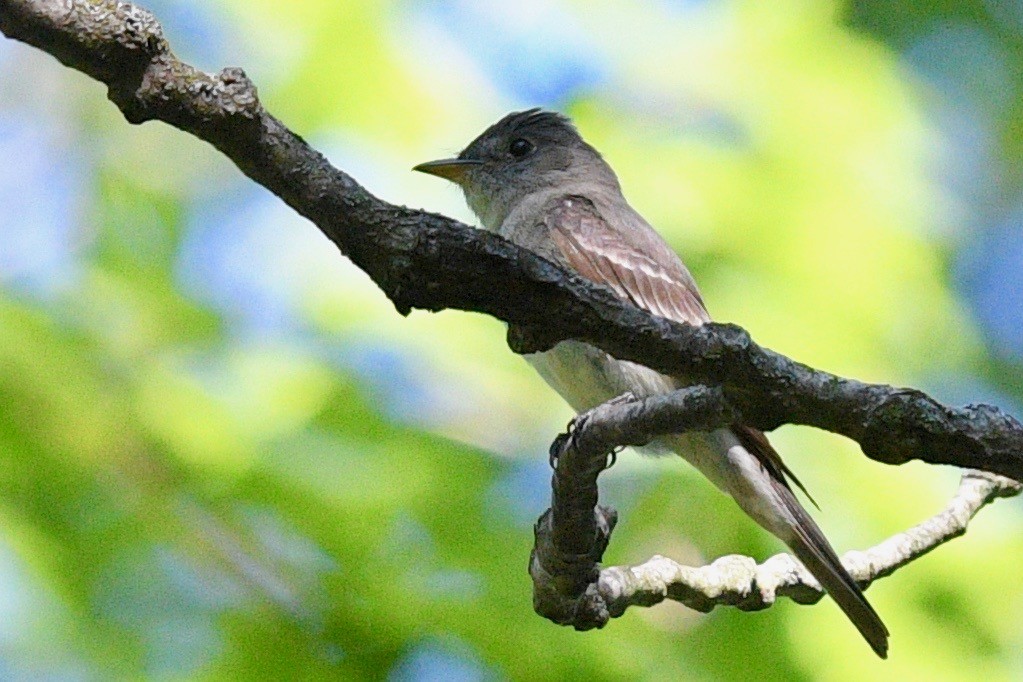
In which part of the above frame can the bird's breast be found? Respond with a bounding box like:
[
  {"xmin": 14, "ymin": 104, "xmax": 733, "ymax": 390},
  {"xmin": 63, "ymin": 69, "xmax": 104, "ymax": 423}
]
[{"xmin": 524, "ymin": 340, "xmax": 677, "ymax": 414}]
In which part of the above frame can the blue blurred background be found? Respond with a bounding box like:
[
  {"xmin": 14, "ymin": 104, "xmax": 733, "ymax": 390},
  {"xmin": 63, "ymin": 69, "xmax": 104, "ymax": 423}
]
[{"xmin": 1, "ymin": 0, "xmax": 1022, "ymax": 679}]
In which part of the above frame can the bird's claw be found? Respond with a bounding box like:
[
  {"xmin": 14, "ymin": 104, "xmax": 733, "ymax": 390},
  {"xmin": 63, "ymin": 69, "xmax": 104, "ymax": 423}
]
[{"xmin": 551, "ymin": 396, "xmax": 631, "ymax": 470}]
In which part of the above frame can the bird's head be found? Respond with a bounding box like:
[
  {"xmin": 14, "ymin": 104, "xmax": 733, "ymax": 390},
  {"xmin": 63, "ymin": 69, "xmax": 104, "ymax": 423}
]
[{"xmin": 414, "ymin": 109, "xmax": 616, "ymax": 229}]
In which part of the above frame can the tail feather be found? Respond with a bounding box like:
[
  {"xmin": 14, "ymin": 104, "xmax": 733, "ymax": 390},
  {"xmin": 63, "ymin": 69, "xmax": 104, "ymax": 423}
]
[
  {"xmin": 724, "ymin": 427, "xmax": 889, "ymax": 658},
  {"xmin": 778, "ymin": 483, "xmax": 890, "ymax": 658}
]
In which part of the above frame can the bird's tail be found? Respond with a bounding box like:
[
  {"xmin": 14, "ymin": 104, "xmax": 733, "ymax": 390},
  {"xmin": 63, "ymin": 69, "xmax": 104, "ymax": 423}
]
[
  {"xmin": 681, "ymin": 428, "xmax": 890, "ymax": 658},
  {"xmin": 774, "ymin": 477, "xmax": 890, "ymax": 658}
]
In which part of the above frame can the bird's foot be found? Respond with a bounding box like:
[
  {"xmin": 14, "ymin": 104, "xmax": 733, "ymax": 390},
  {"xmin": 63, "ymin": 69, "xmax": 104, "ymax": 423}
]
[{"xmin": 550, "ymin": 392, "xmax": 636, "ymax": 469}]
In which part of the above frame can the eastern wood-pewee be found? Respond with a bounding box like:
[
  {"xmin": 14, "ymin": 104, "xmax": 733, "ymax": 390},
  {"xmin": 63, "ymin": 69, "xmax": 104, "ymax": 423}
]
[{"xmin": 414, "ymin": 109, "xmax": 889, "ymax": 658}]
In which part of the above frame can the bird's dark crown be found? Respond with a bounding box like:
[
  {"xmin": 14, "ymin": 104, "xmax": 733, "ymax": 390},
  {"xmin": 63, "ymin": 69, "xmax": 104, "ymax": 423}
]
[{"xmin": 458, "ymin": 108, "xmax": 584, "ymax": 160}]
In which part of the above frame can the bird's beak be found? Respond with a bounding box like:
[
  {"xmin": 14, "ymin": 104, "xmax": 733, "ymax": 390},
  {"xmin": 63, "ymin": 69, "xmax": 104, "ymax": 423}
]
[{"xmin": 412, "ymin": 158, "xmax": 482, "ymax": 184}]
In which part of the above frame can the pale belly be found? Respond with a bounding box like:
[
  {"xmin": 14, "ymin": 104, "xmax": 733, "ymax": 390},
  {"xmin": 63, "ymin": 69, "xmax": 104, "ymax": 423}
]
[
  {"xmin": 524, "ymin": 343, "xmax": 795, "ymax": 538},
  {"xmin": 525, "ymin": 340, "xmax": 724, "ymax": 478},
  {"xmin": 524, "ymin": 340, "xmax": 676, "ymax": 411}
]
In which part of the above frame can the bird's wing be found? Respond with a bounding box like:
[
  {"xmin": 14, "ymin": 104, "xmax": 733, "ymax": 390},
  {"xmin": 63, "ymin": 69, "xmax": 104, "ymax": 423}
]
[
  {"xmin": 542, "ymin": 194, "xmax": 889, "ymax": 657},
  {"xmin": 543, "ymin": 195, "xmax": 810, "ymax": 500},
  {"xmin": 546, "ymin": 196, "xmax": 710, "ymax": 327}
]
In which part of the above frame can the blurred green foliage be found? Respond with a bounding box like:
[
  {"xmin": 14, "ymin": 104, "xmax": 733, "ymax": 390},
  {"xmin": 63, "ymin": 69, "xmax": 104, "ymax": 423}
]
[{"xmin": 1, "ymin": 1, "xmax": 1022, "ymax": 680}]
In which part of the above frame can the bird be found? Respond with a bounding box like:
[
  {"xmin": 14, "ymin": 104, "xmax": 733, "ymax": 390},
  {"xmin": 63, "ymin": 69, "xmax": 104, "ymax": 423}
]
[{"xmin": 414, "ymin": 108, "xmax": 889, "ymax": 658}]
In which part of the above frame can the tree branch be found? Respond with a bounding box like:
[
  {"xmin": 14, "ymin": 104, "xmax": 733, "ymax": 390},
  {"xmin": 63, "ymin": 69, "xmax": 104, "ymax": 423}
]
[
  {"xmin": 602, "ymin": 467, "xmax": 1018, "ymax": 614},
  {"xmin": 2, "ymin": 0, "xmax": 1021, "ymax": 481},
  {"xmin": 532, "ymin": 393, "xmax": 1022, "ymax": 627},
  {"xmin": 7, "ymin": 0, "xmax": 1023, "ymax": 644}
]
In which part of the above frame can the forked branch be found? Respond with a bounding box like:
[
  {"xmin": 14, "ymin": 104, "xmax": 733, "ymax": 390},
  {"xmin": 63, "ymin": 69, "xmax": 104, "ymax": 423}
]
[
  {"xmin": 3, "ymin": 0, "xmax": 1022, "ymax": 632},
  {"xmin": 530, "ymin": 391, "xmax": 1021, "ymax": 628}
]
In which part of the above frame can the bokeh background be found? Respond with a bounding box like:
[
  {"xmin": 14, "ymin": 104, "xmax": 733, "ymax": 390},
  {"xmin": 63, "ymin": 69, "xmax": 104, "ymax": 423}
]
[{"xmin": 1, "ymin": 0, "xmax": 1022, "ymax": 679}]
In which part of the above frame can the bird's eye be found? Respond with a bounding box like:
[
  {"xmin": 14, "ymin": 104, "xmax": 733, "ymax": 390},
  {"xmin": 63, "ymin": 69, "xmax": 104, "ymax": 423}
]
[{"xmin": 509, "ymin": 138, "xmax": 535, "ymax": 159}]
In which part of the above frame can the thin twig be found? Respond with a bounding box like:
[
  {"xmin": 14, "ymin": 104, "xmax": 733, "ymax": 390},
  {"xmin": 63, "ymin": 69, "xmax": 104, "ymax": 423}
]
[{"xmin": 598, "ymin": 470, "xmax": 1020, "ymax": 616}]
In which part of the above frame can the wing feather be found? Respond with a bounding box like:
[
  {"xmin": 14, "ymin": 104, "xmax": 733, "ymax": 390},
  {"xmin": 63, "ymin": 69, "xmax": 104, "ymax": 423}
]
[
  {"xmin": 547, "ymin": 196, "xmax": 709, "ymax": 325},
  {"xmin": 545, "ymin": 196, "xmax": 811, "ymax": 494}
]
